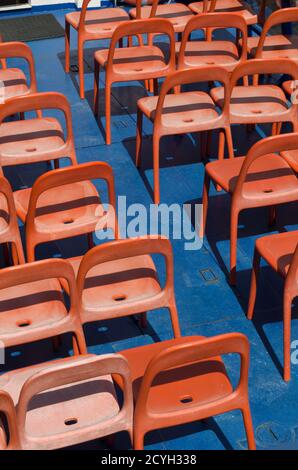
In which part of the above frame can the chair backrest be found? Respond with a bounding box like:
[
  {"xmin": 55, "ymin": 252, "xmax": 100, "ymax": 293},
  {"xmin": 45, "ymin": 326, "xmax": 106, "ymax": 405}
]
[
  {"xmin": 233, "ymin": 132, "xmax": 298, "ymax": 209},
  {"xmin": 16, "ymin": 354, "xmax": 133, "ymax": 449},
  {"xmin": 135, "ymin": 332, "xmax": 250, "ymax": 429},
  {"xmin": 25, "ymin": 162, "xmax": 118, "ymax": 262},
  {"xmin": 106, "ymin": 18, "xmax": 176, "ymax": 76},
  {"xmin": 77, "ymin": 234, "xmax": 175, "ymax": 301},
  {"xmin": 0, "ymin": 92, "xmax": 76, "ymax": 161},
  {"xmin": 255, "ymin": 7, "xmax": 298, "ymax": 58},
  {"xmin": 0, "ymin": 176, "xmax": 25, "ymax": 265},
  {"xmin": 0, "ymin": 390, "xmax": 20, "ymax": 450},
  {"xmin": 177, "ymin": 12, "xmax": 248, "ymax": 70},
  {"xmin": 153, "ymin": 65, "xmax": 231, "ymax": 133},
  {"xmin": 0, "ymin": 41, "xmax": 37, "ymax": 93},
  {"xmin": 229, "ymin": 58, "xmax": 298, "ymax": 124},
  {"xmin": 0, "ymin": 258, "xmax": 80, "ymax": 322},
  {"xmin": 79, "ymin": 0, "xmax": 128, "ymax": 30}
]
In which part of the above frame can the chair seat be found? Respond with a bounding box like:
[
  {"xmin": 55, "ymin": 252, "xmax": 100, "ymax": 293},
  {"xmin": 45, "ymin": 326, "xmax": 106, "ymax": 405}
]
[
  {"xmin": 245, "ymin": 34, "xmax": 298, "ymax": 60},
  {"xmin": 138, "ymin": 91, "xmax": 219, "ymax": 131},
  {"xmin": 65, "ymin": 7, "xmax": 129, "ymax": 38},
  {"xmin": 206, "ymin": 154, "xmax": 298, "ymax": 196},
  {"xmin": 0, "ymin": 117, "xmax": 65, "ymax": 166},
  {"xmin": 117, "ymin": 337, "xmax": 233, "ymax": 410},
  {"xmin": 256, "ymin": 230, "xmax": 298, "ymax": 277},
  {"xmin": 0, "ymin": 355, "xmax": 119, "ymax": 449},
  {"xmin": 211, "ymin": 85, "xmax": 288, "ymax": 123},
  {"xmin": 0, "ymin": 278, "xmax": 67, "ymax": 339},
  {"xmin": 13, "ymin": 180, "xmax": 101, "ymax": 233},
  {"xmin": 176, "ymin": 40, "xmax": 240, "ymax": 70},
  {"xmin": 94, "ymin": 45, "xmax": 167, "ymax": 77},
  {"xmin": 189, "ymin": 0, "xmax": 257, "ymax": 24},
  {"xmin": 67, "ymin": 253, "xmax": 161, "ymax": 319},
  {"xmin": 0, "ymin": 68, "xmax": 28, "ymax": 100},
  {"xmin": 129, "ymin": 4, "xmax": 193, "ymax": 32}
]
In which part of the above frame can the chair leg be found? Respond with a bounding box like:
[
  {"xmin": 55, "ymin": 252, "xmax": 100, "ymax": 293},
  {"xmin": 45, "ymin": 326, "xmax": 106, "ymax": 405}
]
[
  {"xmin": 94, "ymin": 60, "xmax": 100, "ymax": 117},
  {"xmin": 133, "ymin": 430, "xmax": 145, "ymax": 450},
  {"xmin": 229, "ymin": 207, "xmax": 240, "ymax": 285},
  {"xmin": 105, "ymin": 82, "xmax": 112, "ymax": 145},
  {"xmin": 268, "ymin": 205, "xmax": 277, "ymax": 227},
  {"xmin": 73, "ymin": 328, "xmax": 87, "ymax": 355},
  {"xmin": 153, "ymin": 133, "xmax": 161, "ymax": 204},
  {"xmin": 283, "ymin": 293, "xmax": 293, "ymax": 382},
  {"xmin": 247, "ymin": 248, "xmax": 261, "ymax": 320},
  {"xmin": 78, "ymin": 40, "xmax": 85, "ymax": 100},
  {"xmin": 241, "ymin": 404, "xmax": 256, "ymax": 450},
  {"xmin": 169, "ymin": 304, "xmax": 181, "ymax": 338},
  {"xmin": 200, "ymin": 173, "xmax": 210, "ymax": 239},
  {"xmin": 139, "ymin": 312, "xmax": 147, "ymax": 329},
  {"xmin": 136, "ymin": 108, "xmax": 143, "ymax": 168},
  {"xmin": 65, "ymin": 20, "xmax": 71, "ymax": 73},
  {"xmin": 216, "ymin": 130, "xmax": 225, "ymax": 191},
  {"xmin": 87, "ymin": 232, "xmax": 94, "ymax": 249},
  {"xmin": 225, "ymin": 126, "xmax": 234, "ymax": 159},
  {"xmin": 54, "ymin": 159, "xmax": 59, "ymax": 170},
  {"xmin": 52, "ymin": 335, "xmax": 62, "ymax": 352},
  {"xmin": 153, "ymin": 79, "xmax": 159, "ymax": 96}
]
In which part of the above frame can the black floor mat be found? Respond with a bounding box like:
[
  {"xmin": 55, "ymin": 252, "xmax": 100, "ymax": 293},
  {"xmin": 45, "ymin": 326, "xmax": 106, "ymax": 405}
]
[{"xmin": 0, "ymin": 13, "xmax": 65, "ymax": 42}]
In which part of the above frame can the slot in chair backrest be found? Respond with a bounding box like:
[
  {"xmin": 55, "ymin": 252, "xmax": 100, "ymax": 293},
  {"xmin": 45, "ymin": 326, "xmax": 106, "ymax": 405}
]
[
  {"xmin": 25, "ymin": 162, "xmax": 118, "ymax": 262},
  {"xmin": 153, "ymin": 65, "xmax": 231, "ymax": 134},
  {"xmin": 0, "ymin": 92, "xmax": 77, "ymax": 165},
  {"xmin": 106, "ymin": 18, "xmax": 176, "ymax": 78},
  {"xmin": 0, "ymin": 41, "xmax": 37, "ymax": 95},
  {"xmin": 177, "ymin": 12, "xmax": 248, "ymax": 70},
  {"xmin": 0, "ymin": 176, "xmax": 25, "ymax": 264},
  {"xmin": 135, "ymin": 332, "xmax": 250, "ymax": 428},
  {"xmin": 233, "ymin": 132, "xmax": 298, "ymax": 210},
  {"xmin": 16, "ymin": 354, "xmax": 133, "ymax": 450},
  {"xmin": 255, "ymin": 7, "xmax": 298, "ymax": 58},
  {"xmin": 229, "ymin": 58, "xmax": 298, "ymax": 124}
]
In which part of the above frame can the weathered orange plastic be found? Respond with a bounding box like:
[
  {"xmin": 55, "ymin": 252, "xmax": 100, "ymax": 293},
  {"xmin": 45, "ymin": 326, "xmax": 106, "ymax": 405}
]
[
  {"xmin": 13, "ymin": 162, "xmax": 118, "ymax": 263},
  {"xmin": 0, "ymin": 390, "xmax": 20, "ymax": 450},
  {"xmin": 0, "ymin": 176, "xmax": 25, "ymax": 265},
  {"xmin": 176, "ymin": 12, "xmax": 248, "ymax": 72},
  {"xmin": 211, "ymin": 58, "xmax": 298, "ymax": 133},
  {"xmin": 189, "ymin": 0, "xmax": 258, "ymax": 25},
  {"xmin": 0, "ymin": 92, "xmax": 77, "ymax": 168},
  {"xmin": 136, "ymin": 65, "xmax": 233, "ymax": 204},
  {"xmin": 117, "ymin": 333, "xmax": 255, "ymax": 450},
  {"xmin": 202, "ymin": 133, "xmax": 298, "ymax": 285},
  {"xmin": 65, "ymin": 0, "xmax": 129, "ymax": 99},
  {"xmin": 75, "ymin": 235, "xmax": 181, "ymax": 337},
  {"xmin": 0, "ymin": 41, "xmax": 37, "ymax": 102},
  {"xmin": 93, "ymin": 18, "xmax": 176, "ymax": 145},
  {"xmin": 128, "ymin": 0, "xmax": 193, "ymax": 34},
  {"xmin": 248, "ymin": 230, "xmax": 298, "ymax": 382},
  {"xmin": 0, "ymin": 258, "xmax": 86, "ymax": 354},
  {"xmin": 245, "ymin": 7, "xmax": 298, "ymax": 61},
  {"xmin": 0, "ymin": 354, "xmax": 133, "ymax": 450}
]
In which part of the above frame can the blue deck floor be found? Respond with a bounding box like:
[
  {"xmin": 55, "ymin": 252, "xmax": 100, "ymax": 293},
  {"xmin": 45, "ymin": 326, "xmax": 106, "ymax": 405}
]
[{"xmin": 1, "ymin": 5, "xmax": 298, "ymax": 450}]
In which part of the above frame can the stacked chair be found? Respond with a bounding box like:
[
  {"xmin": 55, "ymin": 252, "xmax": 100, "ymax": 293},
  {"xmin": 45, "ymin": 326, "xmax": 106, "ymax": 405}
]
[{"xmin": 0, "ymin": 0, "xmax": 298, "ymax": 451}]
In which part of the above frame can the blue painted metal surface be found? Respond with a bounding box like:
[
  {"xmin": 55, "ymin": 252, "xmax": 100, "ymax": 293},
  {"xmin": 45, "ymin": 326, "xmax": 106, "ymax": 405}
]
[{"xmin": 0, "ymin": 5, "xmax": 297, "ymax": 450}]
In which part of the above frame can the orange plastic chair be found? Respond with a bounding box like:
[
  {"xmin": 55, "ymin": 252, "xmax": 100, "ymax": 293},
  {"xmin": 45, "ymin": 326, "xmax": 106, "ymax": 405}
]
[
  {"xmin": 75, "ymin": 235, "xmax": 181, "ymax": 337},
  {"xmin": 0, "ymin": 391, "xmax": 20, "ymax": 450},
  {"xmin": 211, "ymin": 58, "xmax": 298, "ymax": 137},
  {"xmin": 0, "ymin": 354, "xmax": 133, "ymax": 450},
  {"xmin": 0, "ymin": 92, "xmax": 77, "ymax": 169},
  {"xmin": 202, "ymin": 133, "xmax": 298, "ymax": 285},
  {"xmin": 65, "ymin": 0, "xmax": 129, "ymax": 99},
  {"xmin": 0, "ymin": 258, "xmax": 86, "ymax": 354},
  {"xmin": 93, "ymin": 18, "xmax": 176, "ymax": 145},
  {"xmin": 136, "ymin": 66, "xmax": 233, "ymax": 204},
  {"xmin": 128, "ymin": 0, "xmax": 193, "ymax": 34},
  {"xmin": 245, "ymin": 7, "xmax": 298, "ymax": 61},
  {"xmin": 189, "ymin": 0, "xmax": 258, "ymax": 26},
  {"xmin": 248, "ymin": 230, "xmax": 298, "ymax": 382},
  {"xmin": 176, "ymin": 12, "xmax": 247, "ymax": 72},
  {"xmin": 13, "ymin": 162, "xmax": 118, "ymax": 263},
  {"xmin": 117, "ymin": 332, "xmax": 255, "ymax": 450},
  {"xmin": 0, "ymin": 41, "xmax": 37, "ymax": 102},
  {"xmin": 0, "ymin": 176, "xmax": 25, "ymax": 266}
]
